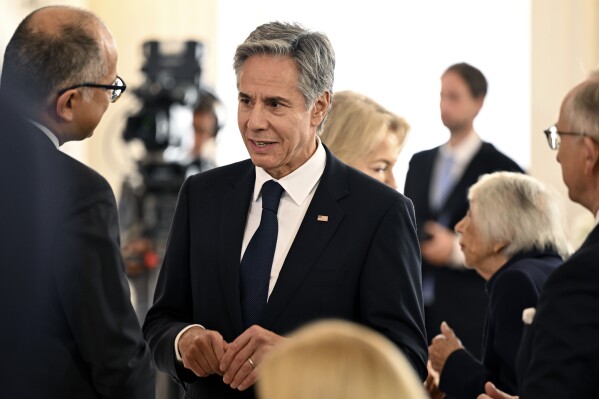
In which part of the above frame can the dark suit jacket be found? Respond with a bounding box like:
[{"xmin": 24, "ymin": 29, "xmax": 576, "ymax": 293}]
[
  {"xmin": 0, "ymin": 99, "xmax": 154, "ymax": 398},
  {"xmin": 439, "ymin": 250, "xmax": 561, "ymax": 399},
  {"xmin": 143, "ymin": 147, "xmax": 428, "ymax": 398},
  {"xmin": 404, "ymin": 142, "xmax": 523, "ymax": 357},
  {"xmin": 516, "ymin": 225, "xmax": 599, "ymax": 398}
]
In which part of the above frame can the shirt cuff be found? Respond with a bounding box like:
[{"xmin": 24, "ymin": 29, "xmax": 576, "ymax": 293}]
[{"xmin": 174, "ymin": 324, "xmax": 205, "ymax": 362}]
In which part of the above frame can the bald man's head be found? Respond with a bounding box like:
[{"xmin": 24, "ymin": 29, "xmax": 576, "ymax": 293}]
[
  {"xmin": 560, "ymin": 72, "xmax": 599, "ymax": 143},
  {"xmin": 1, "ymin": 6, "xmax": 112, "ymax": 112}
]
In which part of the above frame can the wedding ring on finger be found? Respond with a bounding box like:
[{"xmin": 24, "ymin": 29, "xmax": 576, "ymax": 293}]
[{"xmin": 248, "ymin": 358, "xmax": 256, "ymax": 369}]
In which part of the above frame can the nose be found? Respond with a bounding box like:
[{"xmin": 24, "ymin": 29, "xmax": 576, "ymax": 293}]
[
  {"xmin": 455, "ymin": 217, "xmax": 465, "ymax": 234},
  {"xmin": 246, "ymin": 104, "xmax": 268, "ymax": 132},
  {"xmin": 386, "ymin": 170, "xmax": 398, "ymax": 190},
  {"xmin": 439, "ymin": 95, "xmax": 448, "ymax": 110}
]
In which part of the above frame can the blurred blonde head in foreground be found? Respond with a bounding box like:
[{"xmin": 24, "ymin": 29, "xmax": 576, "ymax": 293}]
[{"xmin": 257, "ymin": 320, "xmax": 427, "ymax": 399}]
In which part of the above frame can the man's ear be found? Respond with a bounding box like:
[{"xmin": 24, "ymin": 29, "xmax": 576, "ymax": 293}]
[
  {"xmin": 583, "ymin": 136, "xmax": 599, "ymax": 175},
  {"xmin": 55, "ymin": 90, "xmax": 77, "ymax": 123},
  {"xmin": 311, "ymin": 91, "xmax": 330, "ymax": 127},
  {"xmin": 492, "ymin": 241, "xmax": 508, "ymax": 255},
  {"xmin": 472, "ymin": 95, "xmax": 485, "ymax": 117}
]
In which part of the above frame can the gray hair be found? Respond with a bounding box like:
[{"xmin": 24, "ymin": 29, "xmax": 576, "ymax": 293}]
[
  {"xmin": 468, "ymin": 172, "xmax": 569, "ymax": 259},
  {"xmin": 233, "ymin": 21, "xmax": 335, "ymax": 132},
  {"xmin": 564, "ymin": 70, "xmax": 599, "ymax": 142},
  {"xmin": 0, "ymin": 6, "xmax": 108, "ymax": 109}
]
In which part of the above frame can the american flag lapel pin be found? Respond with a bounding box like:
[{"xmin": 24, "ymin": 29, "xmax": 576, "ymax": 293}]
[{"xmin": 317, "ymin": 215, "xmax": 329, "ymax": 222}]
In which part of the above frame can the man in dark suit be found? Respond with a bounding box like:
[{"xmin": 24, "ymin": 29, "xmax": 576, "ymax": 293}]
[
  {"xmin": 404, "ymin": 63, "xmax": 523, "ymax": 357},
  {"xmin": 479, "ymin": 74, "xmax": 599, "ymax": 399},
  {"xmin": 0, "ymin": 6, "xmax": 154, "ymax": 398},
  {"xmin": 143, "ymin": 21, "xmax": 427, "ymax": 398}
]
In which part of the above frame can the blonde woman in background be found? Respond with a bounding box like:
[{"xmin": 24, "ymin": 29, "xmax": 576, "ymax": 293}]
[
  {"xmin": 257, "ymin": 320, "xmax": 428, "ymax": 399},
  {"xmin": 320, "ymin": 90, "xmax": 409, "ymax": 189}
]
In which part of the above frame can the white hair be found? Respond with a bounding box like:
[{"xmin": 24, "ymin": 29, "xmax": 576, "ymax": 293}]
[{"xmin": 468, "ymin": 172, "xmax": 569, "ymax": 259}]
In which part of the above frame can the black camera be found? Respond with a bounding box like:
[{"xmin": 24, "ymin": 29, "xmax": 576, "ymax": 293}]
[{"xmin": 123, "ymin": 40, "xmax": 203, "ymax": 151}]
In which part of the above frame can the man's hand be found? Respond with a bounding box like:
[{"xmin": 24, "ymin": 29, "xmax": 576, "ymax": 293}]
[
  {"xmin": 220, "ymin": 325, "xmax": 285, "ymax": 391},
  {"xmin": 428, "ymin": 321, "xmax": 464, "ymax": 373},
  {"xmin": 178, "ymin": 326, "xmax": 227, "ymax": 377},
  {"xmin": 477, "ymin": 382, "xmax": 519, "ymax": 399},
  {"xmin": 422, "ymin": 222, "xmax": 456, "ymax": 266}
]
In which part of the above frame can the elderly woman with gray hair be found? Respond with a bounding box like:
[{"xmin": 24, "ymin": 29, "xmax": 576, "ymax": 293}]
[{"xmin": 426, "ymin": 171, "xmax": 569, "ymax": 399}]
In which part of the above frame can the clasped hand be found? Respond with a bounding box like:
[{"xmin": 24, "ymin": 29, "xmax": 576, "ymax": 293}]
[
  {"xmin": 428, "ymin": 321, "xmax": 464, "ymax": 373},
  {"xmin": 178, "ymin": 325, "xmax": 285, "ymax": 391}
]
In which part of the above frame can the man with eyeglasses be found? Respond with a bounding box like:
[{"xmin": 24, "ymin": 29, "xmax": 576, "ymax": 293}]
[
  {"xmin": 0, "ymin": 5, "xmax": 154, "ymax": 398},
  {"xmin": 479, "ymin": 73, "xmax": 599, "ymax": 398}
]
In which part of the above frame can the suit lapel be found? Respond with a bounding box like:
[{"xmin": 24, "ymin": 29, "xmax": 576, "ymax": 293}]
[
  {"xmin": 218, "ymin": 162, "xmax": 255, "ymax": 333},
  {"xmin": 261, "ymin": 149, "xmax": 348, "ymax": 328}
]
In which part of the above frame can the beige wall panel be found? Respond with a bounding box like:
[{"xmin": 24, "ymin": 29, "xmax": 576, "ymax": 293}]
[{"xmin": 530, "ymin": 0, "xmax": 599, "ymax": 248}]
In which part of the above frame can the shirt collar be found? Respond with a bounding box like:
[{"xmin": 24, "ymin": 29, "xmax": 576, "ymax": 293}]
[
  {"xmin": 28, "ymin": 120, "xmax": 59, "ymax": 149},
  {"xmin": 439, "ymin": 130, "xmax": 482, "ymax": 165},
  {"xmin": 253, "ymin": 137, "xmax": 326, "ymax": 206}
]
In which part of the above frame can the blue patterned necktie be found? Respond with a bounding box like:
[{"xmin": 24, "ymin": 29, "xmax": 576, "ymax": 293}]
[
  {"xmin": 240, "ymin": 180, "xmax": 284, "ymax": 328},
  {"xmin": 431, "ymin": 151, "xmax": 455, "ymax": 212}
]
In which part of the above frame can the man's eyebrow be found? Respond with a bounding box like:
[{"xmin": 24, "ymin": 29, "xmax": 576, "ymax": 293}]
[
  {"xmin": 238, "ymin": 92, "xmax": 291, "ymax": 105},
  {"xmin": 264, "ymin": 95, "xmax": 290, "ymax": 105}
]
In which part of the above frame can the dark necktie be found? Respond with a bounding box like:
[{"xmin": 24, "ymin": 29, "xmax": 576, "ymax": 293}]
[{"xmin": 240, "ymin": 180, "xmax": 284, "ymax": 328}]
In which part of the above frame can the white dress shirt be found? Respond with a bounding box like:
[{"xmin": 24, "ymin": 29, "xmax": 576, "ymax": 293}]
[
  {"xmin": 174, "ymin": 138, "xmax": 326, "ymax": 360},
  {"xmin": 242, "ymin": 139, "xmax": 326, "ymax": 297}
]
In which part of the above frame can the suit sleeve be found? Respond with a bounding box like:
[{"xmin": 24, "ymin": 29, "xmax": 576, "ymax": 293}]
[
  {"xmin": 52, "ymin": 176, "xmax": 154, "ymax": 399},
  {"xmin": 440, "ymin": 270, "xmax": 539, "ymax": 398},
  {"xmin": 359, "ymin": 196, "xmax": 428, "ymax": 380},
  {"xmin": 143, "ymin": 177, "xmax": 198, "ymax": 384},
  {"xmin": 403, "ymin": 157, "xmax": 415, "ymax": 196},
  {"xmin": 520, "ymin": 260, "xmax": 599, "ymax": 398}
]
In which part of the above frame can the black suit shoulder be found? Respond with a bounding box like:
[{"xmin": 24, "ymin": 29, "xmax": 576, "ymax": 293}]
[
  {"xmin": 491, "ymin": 255, "xmax": 560, "ymax": 301},
  {"xmin": 407, "ymin": 146, "xmax": 440, "ymax": 168},
  {"xmin": 55, "ymin": 148, "xmax": 117, "ymax": 208},
  {"xmin": 407, "ymin": 142, "xmax": 522, "ymax": 174},
  {"xmin": 346, "ymin": 163, "xmax": 414, "ymax": 209},
  {"xmin": 518, "ymin": 230, "xmax": 599, "ymax": 398},
  {"xmin": 474, "ymin": 142, "xmax": 524, "ymax": 173},
  {"xmin": 188, "ymin": 158, "xmax": 254, "ymax": 185}
]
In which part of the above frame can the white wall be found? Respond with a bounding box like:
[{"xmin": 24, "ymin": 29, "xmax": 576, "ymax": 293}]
[{"xmin": 531, "ymin": 0, "xmax": 599, "ymax": 248}]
